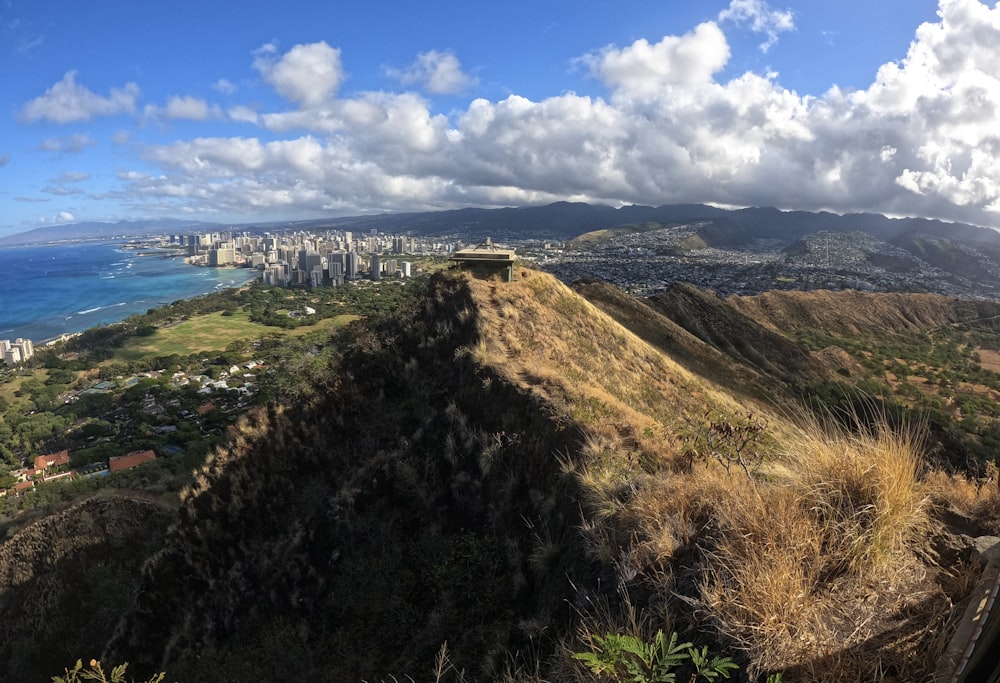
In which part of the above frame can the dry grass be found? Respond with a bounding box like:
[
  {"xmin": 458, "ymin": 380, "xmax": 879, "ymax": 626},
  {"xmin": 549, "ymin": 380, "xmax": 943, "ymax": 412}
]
[
  {"xmin": 782, "ymin": 416, "xmax": 929, "ymax": 576},
  {"xmin": 695, "ymin": 416, "xmax": 944, "ymax": 680},
  {"xmin": 925, "ymin": 466, "xmax": 1000, "ymax": 536},
  {"xmin": 460, "ymin": 270, "xmax": 972, "ymax": 680},
  {"xmin": 610, "ymin": 413, "xmax": 953, "ymax": 681},
  {"xmin": 465, "ymin": 270, "xmax": 730, "ymax": 465}
]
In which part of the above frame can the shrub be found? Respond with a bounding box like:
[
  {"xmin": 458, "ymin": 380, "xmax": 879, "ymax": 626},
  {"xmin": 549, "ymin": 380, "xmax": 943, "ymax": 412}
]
[
  {"xmin": 573, "ymin": 630, "xmax": 737, "ymax": 683},
  {"xmin": 53, "ymin": 659, "xmax": 166, "ymax": 683}
]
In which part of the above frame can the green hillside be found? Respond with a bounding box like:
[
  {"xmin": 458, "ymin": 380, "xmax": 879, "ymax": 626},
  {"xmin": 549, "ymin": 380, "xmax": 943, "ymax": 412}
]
[{"xmin": 2, "ymin": 271, "xmax": 999, "ymax": 682}]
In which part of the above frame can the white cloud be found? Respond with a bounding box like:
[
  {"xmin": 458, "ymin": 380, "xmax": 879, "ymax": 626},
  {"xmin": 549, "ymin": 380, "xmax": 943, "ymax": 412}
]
[
  {"xmin": 164, "ymin": 95, "xmax": 221, "ymax": 120},
  {"xmin": 387, "ymin": 50, "xmax": 478, "ymax": 94},
  {"xmin": 579, "ymin": 22, "xmax": 730, "ymax": 96},
  {"xmin": 718, "ymin": 0, "xmax": 795, "ymax": 53},
  {"xmin": 114, "ymin": 0, "xmax": 1000, "ymax": 230},
  {"xmin": 37, "ymin": 134, "xmax": 95, "ymax": 154},
  {"xmin": 213, "ymin": 78, "xmax": 238, "ymax": 95},
  {"xmin": 227, "ymin": 105, "xmax": 260, "ymax": 125},
  {"xmin": 36, "ymin": 211, "xmax": 75, "ymax": 224},
  {"xmin": 253, "ymin": 41, "xmax": 343, "ymax": 108},
  {"xmin": 20, "ymin": 71, "xmax": 139, "ymax": 123}
]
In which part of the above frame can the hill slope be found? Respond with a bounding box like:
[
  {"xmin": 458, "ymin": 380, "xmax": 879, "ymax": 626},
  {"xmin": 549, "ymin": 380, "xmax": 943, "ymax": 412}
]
[
  {"xmin": 0, "ymin": 269, "xmax": 989, "ymax": 680},
  {"xmin": 0, "ymin": 493, "xmax": 172, "ymax": 680},
  {"xmin": 87, "ymin": 270, "xmax": 992, "ymax": 682},
  {"xmin": 726, "ymin": 288, "xmax": 1000, "ymax": 338}
]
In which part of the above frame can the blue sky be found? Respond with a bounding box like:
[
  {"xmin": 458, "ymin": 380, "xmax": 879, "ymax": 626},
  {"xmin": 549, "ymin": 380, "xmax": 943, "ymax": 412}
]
[{"xmin": 7, "ymin": 0, "xmax": 1000, "ymax": 238}]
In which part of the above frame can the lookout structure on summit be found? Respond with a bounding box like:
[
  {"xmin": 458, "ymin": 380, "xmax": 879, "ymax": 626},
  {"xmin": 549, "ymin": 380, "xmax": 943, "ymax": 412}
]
[{"xmin": 449, "ymin": 238, "xmax": 518, "ymax": 282}]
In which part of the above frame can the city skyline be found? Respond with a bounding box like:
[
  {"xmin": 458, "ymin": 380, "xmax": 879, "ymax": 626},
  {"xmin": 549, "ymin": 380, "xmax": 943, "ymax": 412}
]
[{"xmin": 9, "ymin": 1, "xmax": 1000, "ymax": 237}]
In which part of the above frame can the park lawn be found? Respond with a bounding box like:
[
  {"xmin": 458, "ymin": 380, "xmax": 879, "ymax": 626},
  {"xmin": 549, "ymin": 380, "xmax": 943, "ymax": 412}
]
[
  {"xmin": 285, "ymin": 314, "xmax": 359, "ymax": 337},
  {"xmin": 112, "ymin": 310, "xmax": 359, "ymax": 362},
  {"xmin": 0, "ymin": 369, "xmax": 50, "ymax": 418}
]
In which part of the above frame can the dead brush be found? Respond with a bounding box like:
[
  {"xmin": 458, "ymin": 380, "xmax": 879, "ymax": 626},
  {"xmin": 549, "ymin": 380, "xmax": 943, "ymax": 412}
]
[
  {"xmin": 697, "ymin": 412, "xmax": 938, "ymax": 679},
  {"xmin": 698, "ymin": 481, "xmax": 830, "ymax": 675},
  {"xmin": 785, "ymin": 414, "xmax": 930, "ymax": 576},
  {"xmin": 925, "ymin": 465, "xmax": 1000, "ymax": 536}
]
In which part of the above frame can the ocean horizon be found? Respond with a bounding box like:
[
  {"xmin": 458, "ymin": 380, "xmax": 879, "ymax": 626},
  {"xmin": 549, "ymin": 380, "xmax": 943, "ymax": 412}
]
[{"xmin": 0, "ymin": 241, "xmax": 259, "ymax": 345}]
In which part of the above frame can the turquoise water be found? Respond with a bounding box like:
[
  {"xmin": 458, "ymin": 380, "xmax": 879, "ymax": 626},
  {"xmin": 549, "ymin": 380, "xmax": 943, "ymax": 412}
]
[{"xmin": 0, "ymin": 241, "xmax": 259, "ymax": 343}]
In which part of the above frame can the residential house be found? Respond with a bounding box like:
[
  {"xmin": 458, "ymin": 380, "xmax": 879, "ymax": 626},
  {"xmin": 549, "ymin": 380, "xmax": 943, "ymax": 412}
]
[{"xmin": 33, "ymin": 449, "xmax": 70, "ymax": 473}]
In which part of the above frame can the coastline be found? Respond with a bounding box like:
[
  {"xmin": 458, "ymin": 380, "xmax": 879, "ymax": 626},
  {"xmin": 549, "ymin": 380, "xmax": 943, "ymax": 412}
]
[{"xmin": 0, "ymin": 241, "xmax": 260, "ymax": 346}]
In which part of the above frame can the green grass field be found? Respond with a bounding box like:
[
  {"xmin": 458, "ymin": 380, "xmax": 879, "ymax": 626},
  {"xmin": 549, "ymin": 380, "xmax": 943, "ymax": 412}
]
[
  {"xmin": 113, "ymin": 310, "xmax": 359, "ymax": 362},
  {"xmin": 0, "ymin": 369, "xmax": 50, "ymax": 407}
]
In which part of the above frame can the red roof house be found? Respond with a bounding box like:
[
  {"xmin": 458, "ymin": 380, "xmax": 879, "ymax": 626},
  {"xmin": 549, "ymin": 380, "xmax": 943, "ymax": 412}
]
[
  {"xmin": 34, "ymin": 449, "xmax": 70, "ymax": 472},
  {"xmin": 109, "ymin": 450, "xmax": 157, "ymax": 473}
]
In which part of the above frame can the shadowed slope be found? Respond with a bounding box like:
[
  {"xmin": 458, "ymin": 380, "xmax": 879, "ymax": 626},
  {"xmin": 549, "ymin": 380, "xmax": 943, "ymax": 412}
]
[
  {"xmin": 94, "ymin": 271, "xmax": 985, "ymax": 683},
  {"xmin": 727, "ymin": 289, "xmax": 1000, "ymax": 338},
  {"xmin": 107, "ymin": 273, "xmax": 613, "ymax": 681},
  {"xmin": 0, "ymin": 493, "xmax": 172, "ymax": 680},
  {"xmin": 644, "ymin": 282, "xmax": 821, "ymax": 383},
  {"xmin": 572, "ymin": 277, "xmax": 794, "ymax": 402}
]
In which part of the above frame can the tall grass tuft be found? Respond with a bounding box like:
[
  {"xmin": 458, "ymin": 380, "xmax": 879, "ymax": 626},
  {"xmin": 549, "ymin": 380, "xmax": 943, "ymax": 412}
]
[
  {"xmin": 699, "ymin": 412, "xmax": 935, "ymax": 678},
  {"xmin": 784, "ymin": 413, "xmax": 929, "ymax": 576}
]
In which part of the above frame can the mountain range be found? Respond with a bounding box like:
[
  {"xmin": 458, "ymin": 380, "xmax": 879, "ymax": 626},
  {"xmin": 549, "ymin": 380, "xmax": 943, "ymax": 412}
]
[{"xmin": 3, "ymin": 202, "xmax": 999, "ymax": 248}]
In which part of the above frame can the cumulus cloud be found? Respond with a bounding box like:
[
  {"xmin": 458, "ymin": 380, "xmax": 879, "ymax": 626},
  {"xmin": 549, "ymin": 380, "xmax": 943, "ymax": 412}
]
[
  {"xmin": 115, "ymin": 0, "xmax": 1000, "ymax": 230},
  {"xmin": 141, "ymin": 96, "xmax": 224, "ymax": 124},
  {"xmin": 42, "ymin": 171, "xmax": 90, "ymax": 196},
  {"xmin": 37, "ymin": 134, "xmax": 95, "ymax": 154},
  {"xmin": 578, "ymin": 22, "xmax": 730, "ymax": 95},
  {"xmin": 36, "ymin": 211, "xmax": 75, "ymax": 224},
  {"xmin": 253, "ymin": 41, "xmax": 343, "ymax": 107},
  {"xmin": 718, "ymin": 0, "xmax": 795, "ymax": 53},
  {"xmin": 386, "ymin": 50, "xmax": 478, "ymax": 94},
  {"xmin": 20, "ymin": 71, "xmax": 139, "ymax": 123}
]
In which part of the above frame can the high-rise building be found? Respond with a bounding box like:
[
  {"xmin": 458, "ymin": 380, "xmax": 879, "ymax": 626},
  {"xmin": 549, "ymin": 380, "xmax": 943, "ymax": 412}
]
[
  {"xmin": 264, "ymin": 262, "xmax": 288, "ymax": 286},
  {"xmin": 14, "ymin": 338, "xmax": 33, "ymax": 360},
  {"xmin": 208, "ymin": 248, "xmax": 235, "ymax": 266},
  {"xmin": 330, "ymin": 262, "xmax": 344, "ymax": 286},
  {"xmin": 345, "ymin": 252, "xmax": 360, "ymax": 279},
  {"xmin": 400, "ymin": 261, "xmax": 412, "ymax": 277},
  {"xmin": 370, "ymin": 253, "xmax": 381, "ymax": 281}
]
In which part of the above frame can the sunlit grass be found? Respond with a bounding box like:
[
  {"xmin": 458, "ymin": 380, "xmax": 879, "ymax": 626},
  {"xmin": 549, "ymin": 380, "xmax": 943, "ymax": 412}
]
[{"xmin": 112, "ymin": 310, "xmax": 358, "ymax": 361}]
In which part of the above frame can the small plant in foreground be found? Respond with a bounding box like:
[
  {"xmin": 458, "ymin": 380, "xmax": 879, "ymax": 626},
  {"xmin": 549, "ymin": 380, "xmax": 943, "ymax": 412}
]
[
  {"xmin": 681, "ymin": 411, "xmax": 770, "ymax": 479},
  {"xmin": 52, "ymin": 659, "xmax": 166, "ymax": 683},
  {"xmin": 573, "ymin": 629, "xmax": 738, "ymax": 683}
]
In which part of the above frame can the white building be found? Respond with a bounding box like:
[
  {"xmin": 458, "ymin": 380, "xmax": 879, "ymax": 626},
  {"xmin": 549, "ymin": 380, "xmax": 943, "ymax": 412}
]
[{"xmin": 1, "ymin": 338, "xmax": 33, "ymax": 365}]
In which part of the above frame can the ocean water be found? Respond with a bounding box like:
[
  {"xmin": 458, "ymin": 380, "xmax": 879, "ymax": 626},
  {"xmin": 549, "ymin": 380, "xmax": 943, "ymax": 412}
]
[{"xmin": 0, "ymin": 241, "xmax": 259, "ymax": 343}]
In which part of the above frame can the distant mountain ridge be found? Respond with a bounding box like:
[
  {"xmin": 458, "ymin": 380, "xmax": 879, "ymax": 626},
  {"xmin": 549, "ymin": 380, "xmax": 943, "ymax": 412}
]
[
  {"xmin": 0, "ymin": 219, "xmax": 221, "ymax": 246},
  {"xmin": 4, "ymin": 203, "xmax": 998, "ymax": 247}
]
